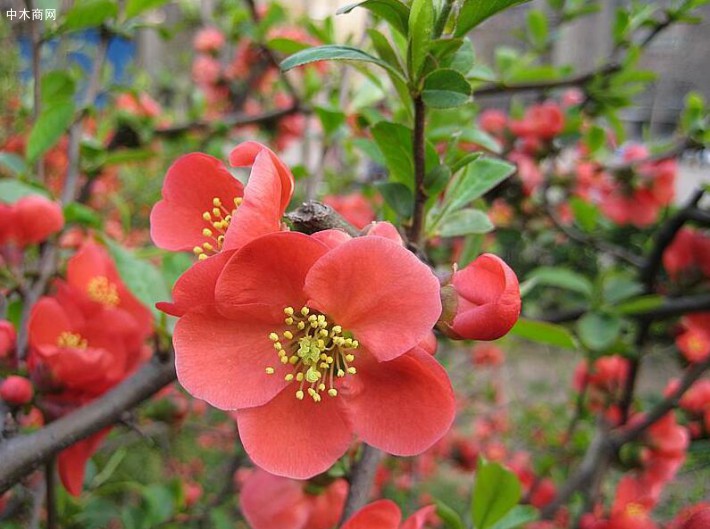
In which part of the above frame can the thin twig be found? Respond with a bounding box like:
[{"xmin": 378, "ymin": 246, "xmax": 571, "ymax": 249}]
[
  {"xmin": 45, "ymin": 458, "xmax": 56, "ymax": 529},
  {"xmin": 340, "ymin": 444, "xmax": 384, "ymax": 524},
  {"xmin": 407, "ymin": 96, "xmax": 427, "ymax": 246}
]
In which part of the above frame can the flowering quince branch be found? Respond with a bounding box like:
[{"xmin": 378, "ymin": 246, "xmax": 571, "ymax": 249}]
[
  {"xmin": 340, "ymin": 444, "xmax": 385, "ymax": 524},
  {"xmin": 0, "ymin": 353, "xmax": 177, "ymax": 494},
  {"xmin": 285, "ymin": 200, "xmax": 361, "ymax": 237},
  {"xmin": 541, "ymin": 355, "xmax": 710, "ymax": 518}
]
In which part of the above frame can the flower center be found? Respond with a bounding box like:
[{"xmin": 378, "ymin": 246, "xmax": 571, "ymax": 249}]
[
  {"xmin": 57, "ymin": 331, "xmax": 88, "ymax": 349},
  {"xmin": 87, "ymin": 276, "xmax": 120, "ymax": 307},
  {"xmin": 266, "ymin": 306, "xmax": 359, "ymax": 402},
  {"xmin": 625, "ymin": 503, "xmax": 645, "ymax": 518},
  {"xmin": 193, "ymin": 196, "xmax": 242, "ymax": 260}
]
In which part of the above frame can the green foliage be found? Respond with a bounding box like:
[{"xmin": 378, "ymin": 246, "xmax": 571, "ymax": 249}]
[
  {"xmin": 281, "ymin": 45, "xmax": 406, "ymax": 81},
  {"xmin": 408, "ymin": 0, "xmax": 435, "ymax": 79},
  {"xmin": 422, "ymin": 69, "xmax": 472, "ymax": 108},
  {"xmin": 455, "ymin": 0, "xmax": 532, "ymax": 37},
  {"xmin": 0, "ymin": 179, "xmax": 50, "ymax": 203},
  {"xmin": 61, "ymin": 0, "xmax": 118, "ymax": 32},
  {"xmin": 471, "ymin": 460, "xmax": 522, "ymax": 529},
  {"xmin": 337, "ymin": 0, "xmax": 411, "ymax": 36},
  {"xmin": 510, "ymin": 319, "xmax": 578, "ymax": 349}
]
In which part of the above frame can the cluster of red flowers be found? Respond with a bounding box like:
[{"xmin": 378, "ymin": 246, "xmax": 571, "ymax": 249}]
[
  {"xmin": 150, "ymin": 141, "xmax": 521, "ymax": 482},
  {"xmin": 189, "ymin": 24, "xmax": 307, "ymax": 149},
  {"xmin": 573, "ymin": 355, "xmax": 630, "ymax": 424},
  {"xmin": 25, "ymin": 242, "xmax": 153, "ymax": 494}
]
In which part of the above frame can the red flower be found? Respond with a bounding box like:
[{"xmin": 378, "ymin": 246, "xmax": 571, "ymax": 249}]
[
  {"xmin": 607, "ymin": 475, "xmax": 659, "ymax": 529},
  {"xmin": 193, "ymin": 26, "xmax": 225, "ymax": 53},
  {"xmin": 479, "ymin": 109, "xmax": 508, "ymax": 137},
  {"xmin": 438, "ymin": 254, "xmax": 521, "ymax": 341},
  {"xmin": 150, "ymin": 142, "xmax": 294, "ymax": 257},
  {"xmin": 172, "ymin": 231, "xmax": 454, "ymax": 478},
  {"xmin": 240, "ymin": 469, "xmax": 347, "ymax": 529},
  {"xmin": 471, "ymin": 343, "xmax": 505, "ymax": 367},
  {"xmin": 509, "ymin": 102, "xmax": 564, "ymax": 140},
  {"xmin": 679, "ymin": 508, "xmax": 710, "ymax": 529},
  {"xmin": 341, "ymin": 500, "xmax": 435, "ymax": 529},
  {"xmin": 0, "ymin": 195, "xmax": 64, "ymax": 247},
  {"xmin": 676, "ymin": 313, "xmax": 710, "ymax": 363}
]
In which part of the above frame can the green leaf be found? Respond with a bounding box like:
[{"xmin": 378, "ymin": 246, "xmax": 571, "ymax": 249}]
[
  {"xmin": 577, "ymin": 312, "xmax": 622, "ymax": 351},
  {"xmin": 41, "ymin": 71, "xmax": 76, "ymax": 105},
  {"xmin": 472, "ymin": 460, "xmax": 522, "ymax": 529},
  {"xmin": 447, "ymin": 158, "xmax": 515, "ymax": 212},
  {"xmin": 26, "ymin": 101, "xmax": 75, "ymax": 162},
  {"xmin": 368, "ymin": 29, "xmax": 404, "ymax": 71},
  {"xmin": 585, "ymin": 125, "xmax": 606, "ymax": 154},
  {"xmin": 489, "ymin": 505, "xmax": 539, "ymax": 529},
  {"xmin": 439, "ymin": 208, "xmax": 493, "ymax": 237},
  {"xmin": 125, "ymin": 0, "xmax": 170, "ymax": 18},
  {"xmin": 281, "ymin": 45, "xmax": 406, "ymax": 81},
  {"xmin": 450, "ymin": 152, "xmax": 482, "ymax": 174},
  {"xmin": 63, "ymin": 0, "xmax": 118, "ymax": 31},
  {"xmin": 456, "ymin": 0, "xmax": 531, "ymax": 37},
  {"xmin": 448, "ymin": 37, "xmax": 475, "ymax": 74},
  {"xmin": 266, "ymin": 37, "xmax": 312, "ymax": 55},
  {"xmin": 510, "ymin": 318, "xmax": 578, "ymax": 349},
  {"xmin": 63, "ymin": 202, "xmax": 102, "ymax": 228},
  {"xmin": 408, "ymin": 0, "xmax": 434, "ymax": 78},
  {"xmin": 315, "ymin": 106, "xmax": 346, "ymax": 138},
  {"xmin": 436, "ymin": 501, "xmax": 466, "ymax": 529},
  {"xmin": 0, "ymin": 152, "xmax": 28, "ymax": 176},
  {"xmin": 615, "ymin": 295, "xmax": 664, "ymax": 315},
  {"xmin": 105, "ymin": 239, "xmax": 170, "ymax": 322},
  {"xmin": 422, "ymin": 68, "xmax": 472, "ymax": 108},
  {"xmin": 375, "ymin": 181, "xmax": 413, "ymax": 218},
  {"xmin": 526, "ymin": 266, "xmax": 594, "ymax": 298},
  {"xmin": 337, "ymin": 0, "xmax": 410, "ymax": 36},
  {"xmin": 526, "ymin": 9, "xmax": 548, "ymax": 49},
  {"xmin": 0, "ymin": 179, "xmax": 50, "ymax": 203},
  {"xmin": 459, "ymin": 128, "xmax": 503, "ymax": 154},
  {"xmin": 569, "ymin": 197, "xmax": 599, "ymax": 232},
  {"xmin": 602, "ymin": 275, "xmax": 643, "ymax": 305},
  {"xmin": 371, "ymin": 121, "xmax": 414, "ymax": 188},
  {"xmin": 425, "ymin": 164, "xmax": 452, "ymax": 199}
]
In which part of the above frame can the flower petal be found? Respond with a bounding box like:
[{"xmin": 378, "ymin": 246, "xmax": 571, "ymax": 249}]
[
  {"xmin": 341, "ymin": 347, "xmax": 454, "ymax": 456},
  {"xmin": 240, "ymin": 469, "xmax": 310, "ymax": 529},
  {"xmin": 174, "ymin": 305, "xmax": 290, "ymax": 409},
  {"xmin": 224, "ymin": 145, "xmax": 295, "ymax": 250},
  {"xmin": 341, "ymin": 500, "xmax": 402, "ymax": 529},
  {"xmin": 401, "ymin": 506, "xmax": 437, "ymax": 529},
  {"xmin": 229, "ymin": 141, "xmax": 294, "ymax": 211},
  {"xmin": 150, "ymin": 153, "xmax": 243, "ymax": 251},
  {"xmin": 216, "ymin": 232, "xmax": 328, "ymax": 315},
  {"xmin": 58, "ymin": 428, "xmax": 111, "ymax": 496},
  {"xmin": 159, "ymin": 250, "xmax": 233, "ymax": 317},
  {"xmin": 236, "ymin": 386, "xmax": 352, "ymax": 479},
  {"xmin": 305, "ymin": 237, "xmax": 441, "ymax": 362}
]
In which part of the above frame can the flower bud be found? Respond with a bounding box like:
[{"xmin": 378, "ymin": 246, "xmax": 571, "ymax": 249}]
[
  {"xmin": 11, "ymin": 195, "xmax": 64, "ymax": 246},
  {"xmin": 0, "ymin": 375, "xmax": 34, "ymax": 405},
  {"xmin": 437, "ymin": 254, "xmax": 520, "ymax": 341}
]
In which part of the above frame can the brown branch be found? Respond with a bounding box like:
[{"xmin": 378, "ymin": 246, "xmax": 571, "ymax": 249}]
[
  {"xmin": 0, "ymin": 355, "xmax": 176, "ymax": 494},
  {"xmin": 154, "ymin": 106, "xmax": 301, "ymax": 138},
  {"xmin": 407, "ymin": 96, "xmax": 427, "ymax": 246},
  {"xmin": 285, "ymin": 200, "xmax": 360, "ymax": 237},
  {"xmin": 613, "ymin": 355, "xmax": 710, "ymax": 447},
  {"xmin": 340, "ymin": 444, "xmax": 384, "ymax": 524}
]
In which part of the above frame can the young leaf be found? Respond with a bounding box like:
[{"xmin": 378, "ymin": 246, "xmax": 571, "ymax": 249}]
[
  {"xmin": 62, "ymin": 0, "xmax": 118, "ymax": 31},
  {"xmin": 422, "ymin": 68, "xmax": 472, "ymax": 108},
  {"xmin": 375, "ymin": 182, "xmax": 413, "ymax": 218},
  {"xmin": 0, "ymin": 180, "xmax": 50, "ymax": 203},
  {"xmin": 455, "ymin": 0, "xmax": 531, "ymax": 37},
  {"xmin": 0, "ymin": 152, "xmax": 28, "ymax": 176},
  {"xmin": 439, "ymin": 208, "xmax": 493, "ymax": 237},
  {"xmin": 447, "ymin": 158, "xmax": 515, "ymax": 212},
  {"xmin": 526, "ymin": 266, "xmax": 594, "ymax": 298},
  {"xmin": 281, "ymin": 45, "xmax": 406, "ymax": 82},
  {"xmin": 26, "ymin": 101, "xmax": 75, "ymax": 163},
  {"xmin": 510, "ymin": 318, "xmax": 578, "ymax": 349},
  {"xmin": 577, "ymin": 312, "xmax": 622, "ymax": 352},
  {"xmin": 408, "ymin": 0, "xmax": 434, "ymax": 78},
  {"xmin": 371, "ymin": 121, "xmax": 414, "ymax": 189},
  {"xmin": 337, "ymin": 0, "xmax": 410, "ymax": 36},
  {"xmin": 489, "ymin": 505, "xmax": 539, "ymax": 529},
  {"xmin": 436, "ymin": 501, "xmax": 466, "ymax": 529},
  {"xmin": 125, "ymin": 0, "xmax": 171, "ymax": 19},
  {"xmin": 472, "ymin": 460, "xmax": 522, "ymax": 529},
  {"xmin": 526, "ymin": 9, "xmax": 548, "ymax": 49}
]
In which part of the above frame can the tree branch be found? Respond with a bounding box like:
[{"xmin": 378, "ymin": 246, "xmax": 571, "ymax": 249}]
[
  {"xmin": 407, "ymin": 96, "xmax": 427, "ymax": 246},
  {"xmin": 0, "ymin": 355, "xmax": 176, "ymax": 494},
  {"xmin": 340, "ymin": 444, "xmax": 384, "ymax": 523},
  {"xmin": 285, "ymin": 200, "xmax": 360, "ymax": 237}
]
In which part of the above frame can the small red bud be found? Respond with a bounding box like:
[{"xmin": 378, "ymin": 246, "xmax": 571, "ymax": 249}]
[{"xmin": 0, "ymin": 376, "xmax": 34, "ymax": 405}]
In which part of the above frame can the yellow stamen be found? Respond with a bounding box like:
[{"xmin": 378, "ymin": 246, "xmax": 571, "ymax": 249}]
[{"xmin": 87, "ymin": 276, "xmax": 120, "ymax": 307}]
